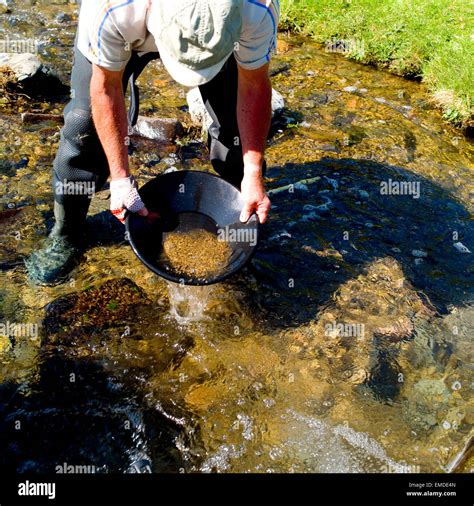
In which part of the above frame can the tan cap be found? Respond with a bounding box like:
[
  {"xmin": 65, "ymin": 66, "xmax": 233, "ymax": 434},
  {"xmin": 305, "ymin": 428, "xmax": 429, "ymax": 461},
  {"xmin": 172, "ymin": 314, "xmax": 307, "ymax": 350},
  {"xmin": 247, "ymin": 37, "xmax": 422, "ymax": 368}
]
[{"xmin": 149, "ymin": 0, "xmax": 243, "ymax": 87}]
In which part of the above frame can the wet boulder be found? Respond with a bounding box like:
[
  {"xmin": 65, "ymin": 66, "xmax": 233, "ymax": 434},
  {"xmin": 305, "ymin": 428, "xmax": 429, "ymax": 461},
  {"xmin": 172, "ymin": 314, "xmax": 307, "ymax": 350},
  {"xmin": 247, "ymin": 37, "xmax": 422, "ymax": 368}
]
[
  {"xmin": 0, "ymin": 52, "xmax": 69, "ymax": 100},
  {"xmin": 186, "ymin": 87, "xmax": 286, "ymax": 130},
  {"xmin": 129, "ymin": 116, "xmax": 184, "ymax": 143},
  {"xmin": 186, "ymin": 87, "xmax": 212, "ymax": 132}
]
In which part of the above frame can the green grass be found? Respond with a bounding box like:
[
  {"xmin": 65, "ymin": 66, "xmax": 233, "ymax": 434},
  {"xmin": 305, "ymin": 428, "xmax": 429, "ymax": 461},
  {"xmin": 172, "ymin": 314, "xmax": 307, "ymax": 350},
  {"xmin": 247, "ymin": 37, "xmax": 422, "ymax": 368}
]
[{"xmin": 279, "ymin": 0, "xmax": 474, "ymax": 128}]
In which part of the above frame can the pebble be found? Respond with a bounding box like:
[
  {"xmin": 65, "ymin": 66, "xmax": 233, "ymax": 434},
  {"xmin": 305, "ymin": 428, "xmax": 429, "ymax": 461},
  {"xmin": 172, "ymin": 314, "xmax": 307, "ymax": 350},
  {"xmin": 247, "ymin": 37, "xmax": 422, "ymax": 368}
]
[
  {"xmin": 411, "ymin": 249, "xmax": 428, "ymax": 258},
  {"xmin": 451, "ymin": 381, "xmax": 462, "ymax": 391},
  {"xmin": 325, "ymin": 144, "xmax": 340, "ymax": 152},
  {"xmin": 453, "ymin": 242, "xmax": 471, "ymax": 254},
  {"xmin": 324, "ymin": 176, "xmax": 339, "ymax": 191},
  {"xmin": 343, "ymin": 86, "xmax": 358, "ymax": 93},
  {"xmin": 301, "ymin": 212, "xmax": 320, "ymax": 222},
  {"xmin": 55, "ymin": 12, "xmax": 72, "ymax": 23},
  {"xmin": 315, "ymin": 203, "xmax": 331, "ymax": 213},
  {"xmin": 307, "ymin": 70, "xmax": 315, "ymax": 77},
  {"xmin": 269, "ymin": 231, "xmax": 292, "ymax": 241},
  {"xmin": 269, "ymin": 62, "xmax": 291, "ymax": 77},
  {"xmin": 359, "ymin": 88, "xmax": 368, "ymax": 93},
  {"xmin": 96, "ymin": 189, "xmax": 111, "ymax": 201},
  {"xmin": 294, "ymin": 182, "xmax": 309, "ymax": 191},
  {"xmin": 263, "ymin": 398, "xmax": 276, "ymax": 408}
]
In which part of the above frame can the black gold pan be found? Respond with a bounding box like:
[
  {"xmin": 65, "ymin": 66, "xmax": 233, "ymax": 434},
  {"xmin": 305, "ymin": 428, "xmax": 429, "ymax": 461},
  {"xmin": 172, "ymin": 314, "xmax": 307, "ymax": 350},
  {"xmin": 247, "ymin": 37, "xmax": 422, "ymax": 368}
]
[{"xmin": 125, "ymin": 170, "xmax": 259, "ymax": 285}]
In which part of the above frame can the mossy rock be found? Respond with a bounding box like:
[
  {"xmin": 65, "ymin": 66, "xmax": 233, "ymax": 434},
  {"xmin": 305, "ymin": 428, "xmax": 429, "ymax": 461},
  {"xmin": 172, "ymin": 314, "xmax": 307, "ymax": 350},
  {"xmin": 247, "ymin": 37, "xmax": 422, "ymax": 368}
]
[{"xmin": 43, "ymin": 278, "xmax": 151, "ymax": 341}]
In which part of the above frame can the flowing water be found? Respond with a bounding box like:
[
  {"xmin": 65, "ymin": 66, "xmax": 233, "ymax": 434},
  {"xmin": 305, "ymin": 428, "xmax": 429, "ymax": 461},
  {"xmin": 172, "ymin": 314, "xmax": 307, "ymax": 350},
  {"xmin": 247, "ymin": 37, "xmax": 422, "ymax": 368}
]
[
  {"xmin": 166, "ymin": 282, "xmax": 213, "ymax": 325},
  {"xmin": 0, "ymin": 2, "xmax": 473, "ymax": 473}
]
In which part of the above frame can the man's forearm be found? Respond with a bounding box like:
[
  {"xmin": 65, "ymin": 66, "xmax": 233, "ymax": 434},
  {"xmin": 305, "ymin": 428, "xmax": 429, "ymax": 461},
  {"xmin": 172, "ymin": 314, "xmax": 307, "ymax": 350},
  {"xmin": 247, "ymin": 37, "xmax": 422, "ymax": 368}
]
[
  {"xmin": 237, "ymin": 64, "xmax": 272, "ymax": 178},
  {"xmin": 90, "ymin": 65, "xmax": 129, "ymax": 180}
]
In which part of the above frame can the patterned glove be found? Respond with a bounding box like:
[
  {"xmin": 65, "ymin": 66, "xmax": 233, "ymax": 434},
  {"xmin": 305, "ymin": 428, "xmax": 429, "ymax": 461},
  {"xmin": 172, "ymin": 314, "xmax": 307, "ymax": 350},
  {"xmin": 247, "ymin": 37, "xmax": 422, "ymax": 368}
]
[{"xmin": 110, "ymin": 175, "xmax": 148, "ymax": 223}]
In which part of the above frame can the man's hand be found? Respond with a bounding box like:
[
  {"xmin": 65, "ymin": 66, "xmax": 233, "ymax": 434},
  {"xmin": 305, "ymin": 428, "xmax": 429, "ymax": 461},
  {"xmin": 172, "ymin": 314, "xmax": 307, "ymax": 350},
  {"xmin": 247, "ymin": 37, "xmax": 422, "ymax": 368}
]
[
  {"xmin": 110, "ymin": 175, "xmax": 148, "ymax": 223},
  {"xmin": 240, "ymin": 171, "xmax": 271, "ymax": 224}
]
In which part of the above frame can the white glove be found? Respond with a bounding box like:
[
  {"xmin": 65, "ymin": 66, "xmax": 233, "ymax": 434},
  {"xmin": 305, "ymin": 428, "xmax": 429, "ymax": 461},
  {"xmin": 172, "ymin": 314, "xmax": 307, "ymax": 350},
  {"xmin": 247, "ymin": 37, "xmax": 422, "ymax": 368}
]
[{"xmin": 110, "ymin": 175, "xmax": 148, "ymax": 223}]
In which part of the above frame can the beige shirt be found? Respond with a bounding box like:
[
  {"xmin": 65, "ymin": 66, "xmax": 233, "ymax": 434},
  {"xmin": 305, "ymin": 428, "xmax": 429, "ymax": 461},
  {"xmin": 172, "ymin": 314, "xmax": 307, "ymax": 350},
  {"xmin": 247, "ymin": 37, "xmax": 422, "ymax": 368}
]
[{"xmin": 77, "ymin": 0, "xmax": 280, "ymax": 72}]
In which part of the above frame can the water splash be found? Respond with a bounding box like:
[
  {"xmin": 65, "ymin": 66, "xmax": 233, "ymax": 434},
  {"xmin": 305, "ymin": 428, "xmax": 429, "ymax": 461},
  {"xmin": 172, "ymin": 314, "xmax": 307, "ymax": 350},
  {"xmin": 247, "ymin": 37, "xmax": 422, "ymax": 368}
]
[{"xmin": 166, "ymin": 281, "xmax": 214, "ymax": 325}]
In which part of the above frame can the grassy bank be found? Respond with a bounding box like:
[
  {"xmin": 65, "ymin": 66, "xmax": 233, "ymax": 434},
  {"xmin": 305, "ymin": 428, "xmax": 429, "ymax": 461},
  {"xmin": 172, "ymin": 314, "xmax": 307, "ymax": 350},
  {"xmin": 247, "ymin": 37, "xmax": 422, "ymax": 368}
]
[{"xmin": 279, "ymin": 0, "xmax": 473, "ymax": 129}]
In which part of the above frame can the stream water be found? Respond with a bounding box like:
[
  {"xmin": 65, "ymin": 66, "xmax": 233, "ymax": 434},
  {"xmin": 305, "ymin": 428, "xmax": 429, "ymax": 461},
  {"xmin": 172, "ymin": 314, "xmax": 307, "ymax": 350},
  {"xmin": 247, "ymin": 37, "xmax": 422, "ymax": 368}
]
[{"xmin": 0, "ymin": 2, "xmax": 473, "ymax": 474}]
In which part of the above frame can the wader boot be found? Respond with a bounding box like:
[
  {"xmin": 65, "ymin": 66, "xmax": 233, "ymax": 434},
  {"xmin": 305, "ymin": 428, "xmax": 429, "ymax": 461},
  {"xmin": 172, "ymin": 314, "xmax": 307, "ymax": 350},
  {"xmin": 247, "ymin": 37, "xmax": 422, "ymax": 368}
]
[{"xmin": 25, "ymin": 200, "xmax": 88, "ymax": 285}]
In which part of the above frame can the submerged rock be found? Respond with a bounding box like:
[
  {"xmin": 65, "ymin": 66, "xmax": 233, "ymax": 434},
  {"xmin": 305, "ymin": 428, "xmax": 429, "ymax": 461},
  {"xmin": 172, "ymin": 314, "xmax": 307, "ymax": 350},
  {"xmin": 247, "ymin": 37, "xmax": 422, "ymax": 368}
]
[
  {"xmin": 43, "ymin": 278, "xmax": 151, "ymax": 340},
  {"xmin": 453, "ymin": 242, "xmax": 471, "ymax": 254},
  {"xmin": 411, "ymin": 249, "xmax": 428, "ymax": 258},
  {"xmin": 41, "ymin": 277, "xmax": 191, "ymax": 374},
  {"xmin": 289, "ymin": 257, "xmax": 436, "ymax": 390},
  {"xmin": 413, "ymin": 378, "xmax": 450, "ymax": 399}
]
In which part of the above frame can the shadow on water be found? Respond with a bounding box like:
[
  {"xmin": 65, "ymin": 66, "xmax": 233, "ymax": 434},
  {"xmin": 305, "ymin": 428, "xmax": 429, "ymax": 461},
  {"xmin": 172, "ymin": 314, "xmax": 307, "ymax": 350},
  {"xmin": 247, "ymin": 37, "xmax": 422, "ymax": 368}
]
[
  {"xmin": 0, "ymin": 352, "xmax": 185, "ymax": 473},
  {"xmin": 236, "ymin": 157, "xmax": 473, "ymax": 330}
]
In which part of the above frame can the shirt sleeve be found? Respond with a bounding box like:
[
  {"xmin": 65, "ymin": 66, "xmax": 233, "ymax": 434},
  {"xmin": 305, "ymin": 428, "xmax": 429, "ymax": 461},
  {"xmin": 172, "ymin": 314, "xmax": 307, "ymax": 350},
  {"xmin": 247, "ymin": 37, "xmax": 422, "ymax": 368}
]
[
  {"xmin": 234, "ymin": 1, "xmax": 280, "ymax": 70},
  {"xmin": 77, "ymin": 0, "xmax": 136, "ymax": 71}
]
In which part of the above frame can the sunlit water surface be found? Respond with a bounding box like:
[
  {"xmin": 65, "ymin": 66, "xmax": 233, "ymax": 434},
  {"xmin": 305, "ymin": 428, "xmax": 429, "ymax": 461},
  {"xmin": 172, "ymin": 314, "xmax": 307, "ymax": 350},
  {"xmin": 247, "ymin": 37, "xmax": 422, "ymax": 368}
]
[{"xmin": 0, "ymin": 1, "xmax": 473, "ymax": 473}]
